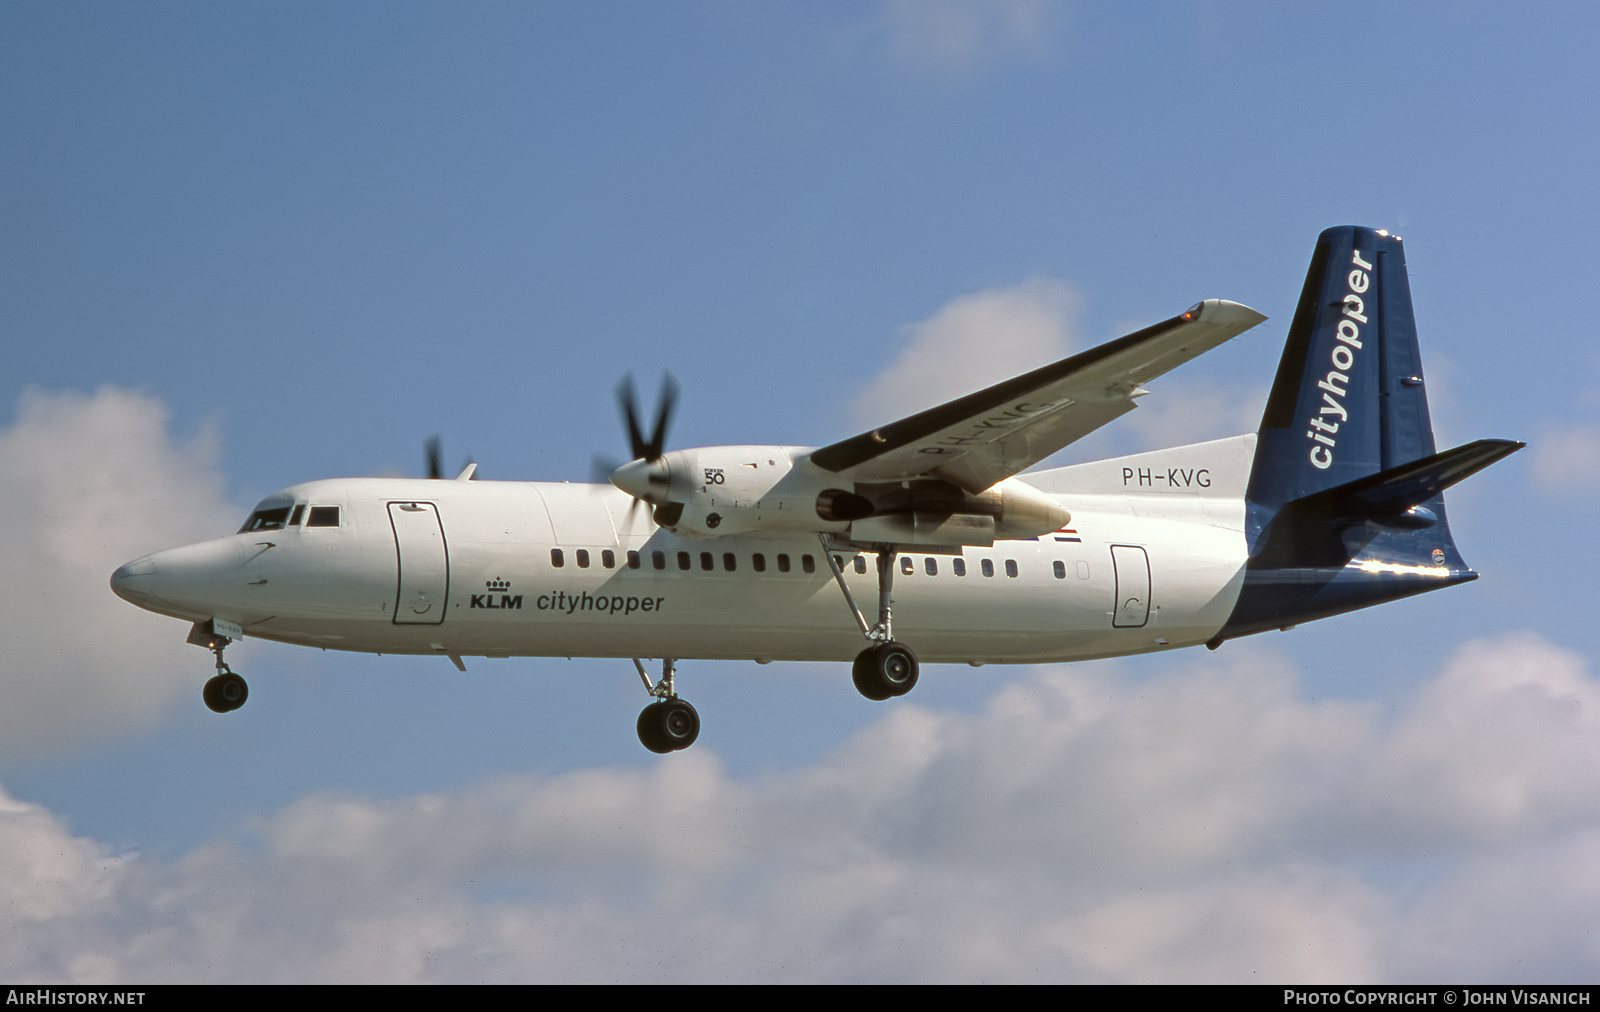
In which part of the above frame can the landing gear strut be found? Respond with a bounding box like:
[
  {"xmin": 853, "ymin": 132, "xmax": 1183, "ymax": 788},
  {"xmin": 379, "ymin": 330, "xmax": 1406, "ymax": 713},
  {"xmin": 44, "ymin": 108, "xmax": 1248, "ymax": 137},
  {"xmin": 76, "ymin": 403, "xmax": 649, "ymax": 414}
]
[
  {"xmin": 820, "ymin": 535, "xmax": 920, "ymax": 701},
  {"xmin": 202, "ymin": 636, "xmax": 249, "ymax": 713},
  {"xmin": 632, "ymin": 657, "xmax": 699, "ymax": 753}
]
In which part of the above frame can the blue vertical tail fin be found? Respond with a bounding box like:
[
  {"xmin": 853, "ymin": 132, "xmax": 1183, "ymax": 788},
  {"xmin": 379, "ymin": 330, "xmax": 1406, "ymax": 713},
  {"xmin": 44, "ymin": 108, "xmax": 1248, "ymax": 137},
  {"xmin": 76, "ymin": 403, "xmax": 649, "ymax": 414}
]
[
  {"xmin": 1248, "ymin": 226, "xmax": 1437, "ymax": 507},
  {"xmin": 1216, "ymin": 227, "xmax": 1522, "ymax": 643}
]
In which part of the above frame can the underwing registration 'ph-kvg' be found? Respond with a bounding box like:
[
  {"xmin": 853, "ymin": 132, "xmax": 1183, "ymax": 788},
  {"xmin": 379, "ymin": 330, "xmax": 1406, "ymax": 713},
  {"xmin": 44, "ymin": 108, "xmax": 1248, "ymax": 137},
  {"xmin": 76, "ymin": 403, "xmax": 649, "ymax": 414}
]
[{"xmin": 111, "ymin": 228, "xmax": 1522, "ymax": 753}]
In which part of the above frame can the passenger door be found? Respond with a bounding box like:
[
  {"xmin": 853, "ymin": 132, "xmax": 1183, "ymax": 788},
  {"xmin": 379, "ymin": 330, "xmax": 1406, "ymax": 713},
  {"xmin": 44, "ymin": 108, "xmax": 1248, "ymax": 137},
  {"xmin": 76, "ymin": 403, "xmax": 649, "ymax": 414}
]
[{"xmin": 390, "ymin": 501, "xmax": 449, "ymax": 624}]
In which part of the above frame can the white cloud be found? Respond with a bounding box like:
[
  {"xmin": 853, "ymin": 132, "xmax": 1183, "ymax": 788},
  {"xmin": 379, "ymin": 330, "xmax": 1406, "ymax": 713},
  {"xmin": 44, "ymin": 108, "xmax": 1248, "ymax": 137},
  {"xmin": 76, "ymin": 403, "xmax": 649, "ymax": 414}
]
[
  {"xmin": 7, "ymin": 633, "xmax": 1600, "ymax": 982},
  {"xmin": 877, "ymin": 0, "xmax": 1061, "ymax": 78},
  {"xmin": 1117, "ymin": 376, "xmax": 1269, "ymax": 452},
  {"xmin": 0, "ymin": 388, "xmax": 238, "ymax": 758},
  {"xmin": 852, "ymin": 280, "xmax": 1080, "ymax": 428}
]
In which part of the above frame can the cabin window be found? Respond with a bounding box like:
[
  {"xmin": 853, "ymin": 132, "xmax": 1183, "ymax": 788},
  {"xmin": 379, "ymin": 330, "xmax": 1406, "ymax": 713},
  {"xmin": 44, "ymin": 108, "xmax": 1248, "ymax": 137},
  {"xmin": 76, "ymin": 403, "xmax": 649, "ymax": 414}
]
[
  {"xmin": 801, "ymin": 554, "xmax": 815, "ymax": 573},
  {"xmin": 550, "ymin": 548, "xmax": 565, "ymax": 568},
  {"xmin": 1005, "ymin": 559, "xmax": 1018, "ymax": 578},
  {"xmin": 240, "ymin": 507, "xmax": 291, "ymax": 533},
  {"xmin": 602, "ymin": 549, "xmax": 615, "ymax": 569},
  {"xmin": 576, "ymin": 549, "xmax": 590, "ymax": 569},
  {"xmin": 925, "ymin": 558, "xmax": 938, "ymax": 576},
  {"xmin": 900, "ymin": 557, "xmax": 913, "ymax": 576},
  {"xmin": 777, "ymin": 553, "xmax": 791, "ymax": 573},
  {"xmin": 306, "ymin": 506, "xmax": 341, "ymax": 528},
  {"xmin": 953, "ymin": 558, "xmax": 966, "ymax": 577},
  {"xmin": 1053, "ymin": 560, "xmax": 1066, "ymax": 579},
  {"xmin": 700, "ymin": 551, "xmax": 714, "ymax": 571},
  {"xmin": 981, "ymin": 559, "xmax": 994, "ymax": 578},
  {"xmin": 653, "ymin": 551, "xmax": 666, "ymax": 571},
  {"xmin": 753, "ymin": 553, "xmax": 766, "ymax": 572},
  {"xmin": 853, "ymin": 556, "xmax": 867, "ymax": 575},
  {"xmin": 677, "ymin": 551, "xmax": 691, "ymax": 571},
  {"xmin": 628, "ymin": 550, "xmax": 641, "ymax": 570},
  {"xmin": 723, "ymin": 552, "xmax": 737, "ymax": 572}
]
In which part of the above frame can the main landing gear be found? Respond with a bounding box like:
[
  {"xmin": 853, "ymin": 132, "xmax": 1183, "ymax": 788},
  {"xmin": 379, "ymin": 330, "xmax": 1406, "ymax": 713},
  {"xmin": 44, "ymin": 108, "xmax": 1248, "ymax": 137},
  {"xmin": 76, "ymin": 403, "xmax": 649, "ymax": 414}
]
[
  {"xmin": 632, "ymin": 657, "xmax": 700, "ymax": 754},
  {"xmin": 201, "ymin": 635, "xmax": 249, "ymax": 713},
  {"xmin": 819, "ymin": 536, "xmax": 920, "ymax": 702}
]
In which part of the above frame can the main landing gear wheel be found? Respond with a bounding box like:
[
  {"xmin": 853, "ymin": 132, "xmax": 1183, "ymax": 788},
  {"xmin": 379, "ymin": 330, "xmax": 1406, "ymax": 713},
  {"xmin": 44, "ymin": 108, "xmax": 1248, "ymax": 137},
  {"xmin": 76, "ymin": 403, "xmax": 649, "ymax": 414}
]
[
  {"xmin": 852, "ymin": 642, "xmax": 919, "ymax": 701},
  {"xmin": 203, "ymin": 672, "xmax": 249, "ymax": 713},
  {"xmin": 637, "ymin": 698, "xmax": 700, "ymax": 754}
]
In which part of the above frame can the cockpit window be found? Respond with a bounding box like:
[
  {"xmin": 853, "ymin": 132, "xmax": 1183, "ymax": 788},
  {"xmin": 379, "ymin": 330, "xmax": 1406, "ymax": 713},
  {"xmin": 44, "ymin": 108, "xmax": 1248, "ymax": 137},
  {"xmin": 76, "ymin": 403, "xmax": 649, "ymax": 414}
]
[
  {"xmin": 306, "ymin": 506, "xmax": 341, "ymax": 527},
  {"xmin": 289, "ymin": 504, "xmax": 305, "ymax": 526},
  {"xmin": 240, "ymin": 507, "xmax": 291, "ymax": 533}
]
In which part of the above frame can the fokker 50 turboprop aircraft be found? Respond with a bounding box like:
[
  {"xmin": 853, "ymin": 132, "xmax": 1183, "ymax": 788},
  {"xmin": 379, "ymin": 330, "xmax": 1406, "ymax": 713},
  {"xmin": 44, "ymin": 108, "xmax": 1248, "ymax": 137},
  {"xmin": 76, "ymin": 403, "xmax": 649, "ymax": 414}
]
[{"xmin": 112, "ymin": 227, "xmax": 1522, "ymax": 753}]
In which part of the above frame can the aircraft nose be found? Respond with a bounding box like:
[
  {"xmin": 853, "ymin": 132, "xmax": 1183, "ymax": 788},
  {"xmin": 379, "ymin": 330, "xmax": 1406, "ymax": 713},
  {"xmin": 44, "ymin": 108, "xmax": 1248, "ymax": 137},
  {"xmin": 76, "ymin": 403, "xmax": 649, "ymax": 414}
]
[
  {"xmin": 109, "ymin": 538, "xmax": 248, "ymax": 617},
  {"xmin": 110, "ymin": 555, "xmax": 157, "ymax": 603}
]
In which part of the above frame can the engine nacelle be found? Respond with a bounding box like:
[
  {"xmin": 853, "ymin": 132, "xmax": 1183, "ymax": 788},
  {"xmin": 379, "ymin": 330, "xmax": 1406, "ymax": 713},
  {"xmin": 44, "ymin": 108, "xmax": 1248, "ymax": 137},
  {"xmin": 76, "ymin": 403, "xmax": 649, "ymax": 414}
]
[{"xmin": 614, "ymin": 445, "xmax": 1070, "ymax": 545}]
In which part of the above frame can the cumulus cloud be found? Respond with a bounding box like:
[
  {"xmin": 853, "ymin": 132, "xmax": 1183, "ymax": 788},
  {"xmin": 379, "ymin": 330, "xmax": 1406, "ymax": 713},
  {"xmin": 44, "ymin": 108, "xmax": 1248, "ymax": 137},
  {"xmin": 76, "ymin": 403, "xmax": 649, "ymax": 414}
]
[
  {"xmin": 0, "ymin": 388, "xmax": 238, "ymax": 758},
  {"xmin": 1116, "ymin": 376, "xmax": 1268, "ymax": 453},
  {"xmin": 6, "ymin": 633, "xmax": 1600, "ymax": 982},
  {"xmin": 876, "ymin": 0, "xmax": 1062, "ymax": 78},
  {"xmin": 851, "ymin": 280, "xmax": 1080, "ymax": 428}
]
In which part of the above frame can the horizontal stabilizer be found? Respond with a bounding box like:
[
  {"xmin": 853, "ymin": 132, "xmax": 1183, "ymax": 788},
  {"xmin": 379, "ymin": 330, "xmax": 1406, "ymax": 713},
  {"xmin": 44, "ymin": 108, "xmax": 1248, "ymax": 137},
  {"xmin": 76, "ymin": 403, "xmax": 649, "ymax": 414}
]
[{"xmin": 1286, "ymin": 438, "xmax": 1524, "ymax": 522}]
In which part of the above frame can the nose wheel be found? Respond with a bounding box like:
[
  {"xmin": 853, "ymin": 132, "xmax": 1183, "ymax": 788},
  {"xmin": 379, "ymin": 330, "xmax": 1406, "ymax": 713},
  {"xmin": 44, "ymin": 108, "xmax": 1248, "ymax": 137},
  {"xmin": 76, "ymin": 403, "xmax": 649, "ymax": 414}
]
[
  {"xmin": 201, "ymin": 633, "xmax": 249, "ymax": 713},
  {"xmin": 203, "ymin": 671, "xmax": 249, "ymax": 713}
]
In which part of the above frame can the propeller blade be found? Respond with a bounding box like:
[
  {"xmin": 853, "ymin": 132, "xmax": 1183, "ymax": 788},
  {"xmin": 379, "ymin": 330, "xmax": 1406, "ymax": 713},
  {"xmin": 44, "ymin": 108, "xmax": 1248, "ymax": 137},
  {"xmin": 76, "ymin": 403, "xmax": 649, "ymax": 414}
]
[
  {"xmin": 645, "ymin": 372, "xmax": 678, "ymax": 460},
  {"xmin": 616, "ymin": 374, "xmax": 647, "ymax": 461},
  {"xmin": 425, "ymin": 435, "xmax": 443, "ymax": 480},
  {"xmin": 615, "ymin": 371, "xmax": 678, "ymax": 461},
  {"xmin": 608, "ymin": 371, "xmax": 681, "ymax": 529}
]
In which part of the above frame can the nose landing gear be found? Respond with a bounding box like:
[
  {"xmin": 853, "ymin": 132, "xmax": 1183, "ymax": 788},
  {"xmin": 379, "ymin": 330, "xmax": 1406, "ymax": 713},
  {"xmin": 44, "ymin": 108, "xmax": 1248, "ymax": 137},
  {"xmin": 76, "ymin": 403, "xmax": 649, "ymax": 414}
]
[
  {"xmin": 199, "ymin": 630, "xmax": 249, "ymax": 713},
  {"xmin": 632, "ymin": 658, "xmax": 699, "ymax": 753}
]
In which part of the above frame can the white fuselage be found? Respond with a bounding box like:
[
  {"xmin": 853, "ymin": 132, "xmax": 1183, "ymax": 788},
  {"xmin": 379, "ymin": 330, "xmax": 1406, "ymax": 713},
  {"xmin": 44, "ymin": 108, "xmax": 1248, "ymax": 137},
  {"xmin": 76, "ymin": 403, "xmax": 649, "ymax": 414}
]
[{"xmin": 113, "ymin": 436, "xmax": 1257, "ymax": 667}]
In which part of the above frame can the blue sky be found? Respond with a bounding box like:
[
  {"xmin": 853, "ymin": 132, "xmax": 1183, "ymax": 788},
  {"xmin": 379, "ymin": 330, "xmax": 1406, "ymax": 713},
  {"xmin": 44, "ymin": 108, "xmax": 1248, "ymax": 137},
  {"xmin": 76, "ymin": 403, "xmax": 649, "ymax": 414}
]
[{"xmin": 4, "ymin": 1, "xmax": 1599, "ymax": 982}]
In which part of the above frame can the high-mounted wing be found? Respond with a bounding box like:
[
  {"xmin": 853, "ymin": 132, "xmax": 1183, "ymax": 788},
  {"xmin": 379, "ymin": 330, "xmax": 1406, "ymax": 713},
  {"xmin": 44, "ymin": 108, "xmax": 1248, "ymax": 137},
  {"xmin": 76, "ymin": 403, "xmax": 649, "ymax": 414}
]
[{"xmin": 809, "ymin": 299, "xmax": 1266, "ymax": 493}]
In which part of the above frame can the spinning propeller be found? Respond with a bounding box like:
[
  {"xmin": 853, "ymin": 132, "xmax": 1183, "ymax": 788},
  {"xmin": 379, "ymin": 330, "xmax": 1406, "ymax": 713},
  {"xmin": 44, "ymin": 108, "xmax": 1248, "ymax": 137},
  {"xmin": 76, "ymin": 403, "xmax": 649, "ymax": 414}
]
[
  {"xmin": 424, "ymin": 435, "xmax": 476, "ymax": 480},
  {"xmin": 608, "ymin": 372, "xmax": 683, "ymax": 526}
]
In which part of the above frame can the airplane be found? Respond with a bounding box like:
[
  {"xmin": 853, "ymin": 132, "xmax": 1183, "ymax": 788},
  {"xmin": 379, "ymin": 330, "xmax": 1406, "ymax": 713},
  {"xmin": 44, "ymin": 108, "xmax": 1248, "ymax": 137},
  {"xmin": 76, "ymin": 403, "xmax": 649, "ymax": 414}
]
[{"xmin": 111, "ymin": 226, "xmax": 1523, "ymax": 753}]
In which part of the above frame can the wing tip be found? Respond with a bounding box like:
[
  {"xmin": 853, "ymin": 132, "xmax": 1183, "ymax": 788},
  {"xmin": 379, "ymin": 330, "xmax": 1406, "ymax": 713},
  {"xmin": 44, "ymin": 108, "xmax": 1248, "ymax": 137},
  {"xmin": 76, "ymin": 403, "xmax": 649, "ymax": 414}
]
[{"xmin": 1191, "ymin": 298, "xmax": 1268, "ymax": 328}]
